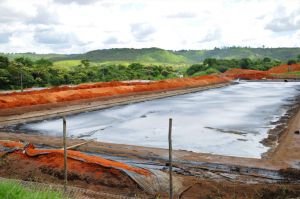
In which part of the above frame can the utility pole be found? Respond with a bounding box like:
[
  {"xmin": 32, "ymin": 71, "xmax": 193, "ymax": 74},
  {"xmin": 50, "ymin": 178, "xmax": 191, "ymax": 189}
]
[
  {"xmin": 20, "ymin": 56, "xmax": 23, "ymax": 92},
  {"xmin": 148, "ymin": 67, "xmax": 151, "ymax": 83},
  {"xmin": 169, "ymin": 118, "xmax": 173, "ymax": 199},
  {"xmin": 20, "ymin": 64, "xmax": 23, "ymax": 92},
  {"xmin": 102, "ymin": 65, "xmax": 106, "ymax": 87},
  {"xmin": 63, "ymin": 116, "xmax": 67, "ymax": 192}
]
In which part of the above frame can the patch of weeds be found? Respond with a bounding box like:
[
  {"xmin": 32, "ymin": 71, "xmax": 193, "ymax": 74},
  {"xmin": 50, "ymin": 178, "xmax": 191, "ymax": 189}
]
[
  {"xmin": 254, "ymin": 189, "xmax": 262, "ymax": 197},
  {"xmin": 212, "ymin": 185, "xmax": 222, "ymax": 199},
  {"xmin": 279, "ymin": 168, "xmax": 300, "ymax": 180},
  {"xmin": 0, "ymin": 157, "xmax": 9, "ymax": 167}
]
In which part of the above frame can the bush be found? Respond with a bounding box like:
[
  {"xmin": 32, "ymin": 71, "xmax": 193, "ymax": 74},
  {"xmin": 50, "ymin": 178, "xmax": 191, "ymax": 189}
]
[{"xmin": 287, "ymin": 59, "xmax": 297, "ymax": 65}]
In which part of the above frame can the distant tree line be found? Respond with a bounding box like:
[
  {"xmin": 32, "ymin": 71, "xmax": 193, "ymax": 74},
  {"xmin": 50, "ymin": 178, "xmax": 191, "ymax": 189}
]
[
  {"xmin": 186, "ymin": 54, "xmax": 300, "ymax": 76},
  {"xmin": 0, "ymin": 55, "xmax": 176, "ymax": 90}
]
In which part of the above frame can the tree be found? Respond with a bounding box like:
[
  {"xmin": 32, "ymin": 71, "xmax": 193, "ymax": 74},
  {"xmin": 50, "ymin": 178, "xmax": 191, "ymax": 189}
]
[
  {"xmin": 274, "ymin": 59, "xmax": 283, "ymax": 66},
  {"xmin": 263, "ymin": 57, "xmax": 271, "ymax": 63},
  {"xmin": 14, "ymin": 57, "xmax": 34, "ymax": 67},
  {"xmin": 35, "ymin": 58, "xmax": 53, "ymax": 67},
  {"xmin": 297, "ymin": 54, "xmax": 300, "ymax": 62},
  {"xmin": 35, "ymin": 59, "xmax": 53, "ymax": 88},
  {"xmin": 128, "ymin": 62, "xmax": 143, "ymax": 71},
  {"xmin": 80, "ymin": 59, "xmax": 90, "ymax": 68},
  {"xmin": 186, "ymin": 64, "xmax": 205, "ymax": 76},
  {"xmin": 161, "ymin": 70, "xmax": 170, "ymax": 77},
  {"xmin": 240, "ymin": 58, "xmax": 252, "ymax": 69},
  {"xmin": 166, "ymin": 66, "xmax": 174, "ymax": 72},
  {"xmin": 0, "ymin": 55, "xmax": 9, "ymax": 69},
  {"xmin": 203, "ymin": 58, "xmax": 217, "ymax": 67},
  {"xmin": 287, "ymin": 59, "xmax": 297, "ymax": 65}
]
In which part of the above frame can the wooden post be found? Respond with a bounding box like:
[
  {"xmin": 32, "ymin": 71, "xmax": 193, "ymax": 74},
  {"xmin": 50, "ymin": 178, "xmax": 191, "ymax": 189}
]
[
  {"xmin": 168, "ymin": 118, "xmax": 173, "ymax": 199},
  {"xmin": 63, "ymin": 116, "xmax": 67, "ymax": 192}
]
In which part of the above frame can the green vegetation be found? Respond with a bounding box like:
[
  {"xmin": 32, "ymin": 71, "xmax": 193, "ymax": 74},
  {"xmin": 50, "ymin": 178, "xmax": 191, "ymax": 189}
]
[
  {"xmin": 49, "ymin": 48, "xmax": 193, "ymax": 64},
  {"xmin": 287, "ymin": 59, "xmax": 297, "ymax": 65},
  {"xmin": 1, "ymin": 51, "xmax": 299, "ymax": 90},
  {"xmin": 269, "ymin": 71, "xmax": 300, "ymax": 77},
  {"xmin": 0, "ymin": 55, "xmax": 180, "ymax": 90},
  {"xmin": 0, "ymin": 52, "xmax": 79, "ymax": 62},
  {"xmin": 2, "ymin": 47, "xmax": 300, "ymax": 65},
  {"xmin": 0, "ymin": 180, "xmax": 66, "ymax": 199},
  {"xmin": 186, "ymin": 57, "xmax": 284, "ymax": 76},
  {"xmin": 178, "ymin": 47, "xmax": 300, "ymax": 62}
]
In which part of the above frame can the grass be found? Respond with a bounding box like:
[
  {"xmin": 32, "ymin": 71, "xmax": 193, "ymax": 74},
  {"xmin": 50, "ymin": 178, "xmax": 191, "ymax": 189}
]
[
  {"xmin": 54, "ymin": 60, "xmax": 190, "ymax": 69},
  {"xmin": 0, "ymin": 180, "xmax": 67, "ymax": 199}
]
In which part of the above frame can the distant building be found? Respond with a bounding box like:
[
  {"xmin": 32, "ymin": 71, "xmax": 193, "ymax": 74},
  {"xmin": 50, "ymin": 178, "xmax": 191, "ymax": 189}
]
[{"xmin": 178, "ymin": 75, "xmax": 183, "ymax": 78}]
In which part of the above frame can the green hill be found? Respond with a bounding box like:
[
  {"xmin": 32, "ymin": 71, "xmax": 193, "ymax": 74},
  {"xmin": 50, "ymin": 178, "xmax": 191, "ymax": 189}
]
[
  {"xmin": 178, "ymin": 47, "xmax": 300, "ymax": 63},
  {"xmin": 3, "ymin": 47, "xmax": 299, "ymax": 64},
  {"xmin": 0, "ymin": 52, "xmax": 79, "ymax": 61},
  {"xmin": 49, "ymin": 48, "xmax": 193, "ymax": 64}
]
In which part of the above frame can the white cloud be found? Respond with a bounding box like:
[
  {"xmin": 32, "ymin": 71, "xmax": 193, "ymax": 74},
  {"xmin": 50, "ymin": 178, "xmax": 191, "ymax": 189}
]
[
  {"xmin": 0, "ymin": 0, "xmax": 300, "ymax": 53},
  {"xmin": 130, "ymin": 22, "xmax": 156, "ymax": 42},
  {"xmin": 52, "ymin": 0, "xmax": 102, "ymax": 5},
  {"xmin": 166, "ymin": 12, "xmax": 197, "ymax": 19}
]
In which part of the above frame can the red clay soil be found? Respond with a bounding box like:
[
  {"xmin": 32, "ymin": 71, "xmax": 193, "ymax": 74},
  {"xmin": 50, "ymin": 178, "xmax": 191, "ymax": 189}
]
[
  {"xmin": 223, "ymin": 63, "xmax": 300, "ymax": 80},
  {"xmin": 268, "ymin": 63, "xmax": 300, "ymax": 74},
  {"xmin": 0, "ymin": 155, "xmax": 143, "ymax": 197},
  {"xmin": 2, "ymin": 154, "xmax": 300, "ymax": 198},
  {"xmin": 224, "ymin": 68, "xmax": 262, "ymax": 75},
  {"xmin": 0, "ymin": 76, "xmax": 228, "ymax": 109},
  {"xmin": 0, "ymin": 141, "xmax": 25, "ymax": 148},
  {"xmin": 13, "ymin": 143, "xmax": 151, "ymax": 176}
]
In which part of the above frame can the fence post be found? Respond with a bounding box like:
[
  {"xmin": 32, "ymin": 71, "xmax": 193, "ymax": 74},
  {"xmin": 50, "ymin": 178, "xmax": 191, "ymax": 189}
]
[
  {"xmin": 169, "ymin": 118, "xmax": 173, "ymax": 199},
  {"xmin": 63, "ymin": 116, "xmax": 67, "ymax": 192}
]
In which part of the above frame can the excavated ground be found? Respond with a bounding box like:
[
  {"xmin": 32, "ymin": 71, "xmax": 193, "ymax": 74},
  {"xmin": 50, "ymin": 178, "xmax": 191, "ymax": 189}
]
[{"xmin": 1, "ymin": 81, "xmax": 300, "ymax": 198}]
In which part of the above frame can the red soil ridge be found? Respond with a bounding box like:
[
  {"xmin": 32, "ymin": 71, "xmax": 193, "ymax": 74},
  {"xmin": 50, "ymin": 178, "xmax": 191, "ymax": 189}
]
[
  {"xmin": 1, "ymin": 64, "xmax": 298, "ymax": 110},
  {"xmin": 0, "ymin": 76, "xmax": 228, "ymax": 109},
  {"xmin": 1, "ymin": 142, "xmax": 151, "ymax": 176},
  {"xmin": 0, "ymin": 141, "xmax": 25, "ymax": 148},
  {"xmin": 268, "ymin": 63, "xmax": 300, "ymax": 74}
]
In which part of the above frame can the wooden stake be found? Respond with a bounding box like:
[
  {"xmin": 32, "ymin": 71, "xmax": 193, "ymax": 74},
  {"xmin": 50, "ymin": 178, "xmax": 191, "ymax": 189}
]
[
  {"xmin": 63, "ymin": 116, "xmax": 67, "ymax": 191},
  {"xmin": 59, "ymin": 138, "xmax": 97, "ymax": 150},
  {"xmin": 169, "ymin": 118, "xmax": 173, "ymax": 199}
]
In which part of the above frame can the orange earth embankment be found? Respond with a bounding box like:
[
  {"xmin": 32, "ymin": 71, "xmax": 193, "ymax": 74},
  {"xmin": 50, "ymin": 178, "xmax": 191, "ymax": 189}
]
[
  {"xmin": 223, "ymin": 63, "xmax": 300, "ymax": 80},
  {"xmin": 0, "ymin": 141, "xmax": 25, "ymax": 148},
  {"xmin": 223, "ymin": 68, "xmax": 273, "ymax": 80},
  {"xmin": 0, "ymin": 76, "xmax": 229, "ymax": 109},
  {"xmin": 3, "ymin": 143, "xmax": 151, "ymax": 177},
  {"xmin": 268, "ymin": 63, "xmax": 300, "ymax": 74}
]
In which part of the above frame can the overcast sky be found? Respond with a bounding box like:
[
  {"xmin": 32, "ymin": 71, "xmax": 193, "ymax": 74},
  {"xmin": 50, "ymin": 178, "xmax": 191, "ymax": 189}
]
[{"xmin": 0, "ymin": 0, "xmax": 299, "ymax": 54}]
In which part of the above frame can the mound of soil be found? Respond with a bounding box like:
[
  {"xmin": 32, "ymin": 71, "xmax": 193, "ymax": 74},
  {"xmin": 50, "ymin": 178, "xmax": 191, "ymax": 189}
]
[
  {"xmin": 268, "ymin": 63, "xmax": 300, "ymax": 74},
  {"xmin": 0, "ymin": 141, "xmax": 24, "ymax": 148},
  {"xmin": 0, "ymin": 77, "xmax": 228, "ymax": 109},
  {"xmin": 1, "ymin": 155, "xmax": 300, "ymax": 199},
  {"xmin": 224, "ymin": 68, "xmax": 262, "ymax": 75}
]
